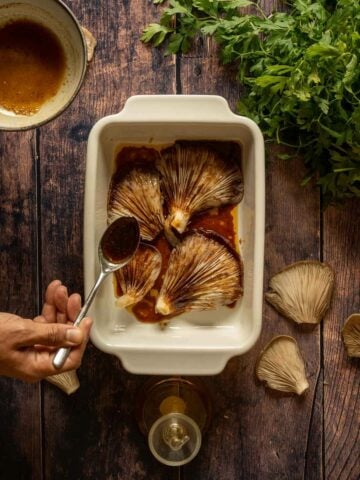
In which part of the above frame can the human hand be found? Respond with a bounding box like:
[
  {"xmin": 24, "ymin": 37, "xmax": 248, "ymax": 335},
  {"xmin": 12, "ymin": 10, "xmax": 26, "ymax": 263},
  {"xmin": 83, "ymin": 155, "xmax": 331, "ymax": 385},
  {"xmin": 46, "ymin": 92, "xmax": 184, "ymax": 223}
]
[{"xmin": 0, "ymin": 280, "xmax": 92, "ymax": 382}]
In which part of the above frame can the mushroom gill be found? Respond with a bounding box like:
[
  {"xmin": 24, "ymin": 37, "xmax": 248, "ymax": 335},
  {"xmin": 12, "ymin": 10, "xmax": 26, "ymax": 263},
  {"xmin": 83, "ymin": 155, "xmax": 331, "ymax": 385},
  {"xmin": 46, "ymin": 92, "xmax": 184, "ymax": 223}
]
[
  {"xmin": 265, "ymin": 260, "xmax": 335, "ymax": 324},
  {"xmin": 256, "ymin": 336, "xmax": 309, "ymax": 395},
  {"xmin": 155, "ymin": 230, "xmax": 243, "ymax": 316},
  {"xmin": 46, "ymin": 369, "xmax": 80, "ymax": 395},
  {"xmin": 342, "ymin": 313, "xmax": 360, "ymax": 358},
  {"xmin": 157, "ymin": 142, "xmax": 244, "ymax": 243},
  {"xmin": 115, "ymin": 243, "xmax": 162, "ymax": 310},
  {"xmin": 108, "ymin": 163, "xmax": 164, "ymax": 241}
]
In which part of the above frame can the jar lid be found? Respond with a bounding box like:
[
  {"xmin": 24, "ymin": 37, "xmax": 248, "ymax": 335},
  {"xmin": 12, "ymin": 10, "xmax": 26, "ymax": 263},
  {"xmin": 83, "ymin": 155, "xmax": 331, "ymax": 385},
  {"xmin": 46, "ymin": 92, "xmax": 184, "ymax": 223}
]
[{"xmin": 148, "ymin": 412, "xmax": 202, "ymax": 466}]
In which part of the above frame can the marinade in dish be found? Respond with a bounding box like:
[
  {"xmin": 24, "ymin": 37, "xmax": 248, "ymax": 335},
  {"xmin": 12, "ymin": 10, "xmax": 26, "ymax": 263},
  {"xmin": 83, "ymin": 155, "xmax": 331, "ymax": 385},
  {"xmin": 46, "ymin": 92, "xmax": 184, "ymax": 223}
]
[{"xmin": 109, "ymin": 141, "xmax": 243, "ymax": 323}]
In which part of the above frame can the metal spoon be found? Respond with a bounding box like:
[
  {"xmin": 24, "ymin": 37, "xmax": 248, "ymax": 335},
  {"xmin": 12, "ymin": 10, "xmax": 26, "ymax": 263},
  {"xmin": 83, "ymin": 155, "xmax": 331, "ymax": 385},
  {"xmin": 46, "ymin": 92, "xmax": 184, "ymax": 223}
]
[{"xmin": 53, "ymin": 216, "xmax": 140, "ymax": 369}]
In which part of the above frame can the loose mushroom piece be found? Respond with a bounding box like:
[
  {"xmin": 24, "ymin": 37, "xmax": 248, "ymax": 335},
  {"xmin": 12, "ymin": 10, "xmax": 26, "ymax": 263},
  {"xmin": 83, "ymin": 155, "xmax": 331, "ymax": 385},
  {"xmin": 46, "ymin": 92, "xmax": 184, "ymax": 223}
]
[
  {"xmin": 155, "ymin": 230, "xmax": 243, "ymax": 316},
  {"xmin": 265, "ymin": 260, "xmax": 335, "ymax": 324},
  {"xmin": 115, "ymin": 243, "xmax": 162, "ymax": 310},
  {"xmin": 81, "ymin": 26, "xmax": 97, "ymax": 62},
  {"xmin": 157, "ymin": 142, "xmax": 243, "ymax": 244},
  {"xmin": 342, "ymin": 313, "xmax": 360, "ymax": 358},
  {"xmin": 256, "ymin": 336, "xmax": 309, "ymax": 395},
  {"xmin": 46, "ymin": 370, "xmax": 80, "ymax": 395},
  {"xmin": 108, "ymin": 163, "xmax": 164, "ymax": 241}
]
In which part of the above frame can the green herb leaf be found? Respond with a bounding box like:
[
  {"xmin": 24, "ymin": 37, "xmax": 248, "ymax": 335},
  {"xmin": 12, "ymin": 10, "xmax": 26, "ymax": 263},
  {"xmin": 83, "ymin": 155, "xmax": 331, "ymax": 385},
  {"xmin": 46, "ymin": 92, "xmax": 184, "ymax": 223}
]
[
  {"xmin": 141, "ymin": 23, "xmax": 173, "ymax": 46},
  {"xmin": 143, "ymin": 0, "xmax": 360, "ymax": 204}
]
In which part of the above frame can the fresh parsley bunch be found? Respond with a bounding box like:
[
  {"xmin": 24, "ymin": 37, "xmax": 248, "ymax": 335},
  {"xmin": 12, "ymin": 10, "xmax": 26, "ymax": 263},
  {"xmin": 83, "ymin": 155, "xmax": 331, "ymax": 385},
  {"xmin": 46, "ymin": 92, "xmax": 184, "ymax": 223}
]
[{"xmin": 142, "ymin": 0, "xmax": 360, "ymax": 204}]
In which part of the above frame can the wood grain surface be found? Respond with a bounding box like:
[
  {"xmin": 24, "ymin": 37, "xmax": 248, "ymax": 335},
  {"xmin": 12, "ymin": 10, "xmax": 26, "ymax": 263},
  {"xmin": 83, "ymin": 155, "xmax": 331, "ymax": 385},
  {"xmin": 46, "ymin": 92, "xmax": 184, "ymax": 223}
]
[
  {"xmin": 0, "ymin": 131, "xmax": 41, "ymax": 480},
  {"xmin": 323, "ymin": 201, "xmax": 360, "ymax": 480},
  {"xmin": 0, "ymin": 0, "xmax": 359, "ymax": 479}
]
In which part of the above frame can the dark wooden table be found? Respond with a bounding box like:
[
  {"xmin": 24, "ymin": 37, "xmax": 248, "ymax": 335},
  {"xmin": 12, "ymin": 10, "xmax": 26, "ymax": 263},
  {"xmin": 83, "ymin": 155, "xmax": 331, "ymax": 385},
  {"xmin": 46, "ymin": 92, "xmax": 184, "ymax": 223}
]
[{"xmin": 0, "ymin": 1, "xmax": 359, "ymax": 479}]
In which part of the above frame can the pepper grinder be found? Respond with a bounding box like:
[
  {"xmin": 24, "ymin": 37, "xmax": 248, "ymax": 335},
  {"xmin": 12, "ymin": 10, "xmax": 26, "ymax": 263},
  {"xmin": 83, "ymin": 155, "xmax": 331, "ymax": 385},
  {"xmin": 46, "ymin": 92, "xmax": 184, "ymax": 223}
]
[{"xmin": 135, "ymin": 377, "xmax": 212, "ymax": 467}]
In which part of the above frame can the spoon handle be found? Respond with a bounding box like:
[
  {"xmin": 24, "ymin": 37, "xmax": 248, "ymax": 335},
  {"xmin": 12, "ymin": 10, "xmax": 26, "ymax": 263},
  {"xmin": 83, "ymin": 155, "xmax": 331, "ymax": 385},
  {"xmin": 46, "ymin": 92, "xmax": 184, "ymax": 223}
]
[{"xmin": 52, "ymin": 270, "xmax": 108, "ymax": 369}]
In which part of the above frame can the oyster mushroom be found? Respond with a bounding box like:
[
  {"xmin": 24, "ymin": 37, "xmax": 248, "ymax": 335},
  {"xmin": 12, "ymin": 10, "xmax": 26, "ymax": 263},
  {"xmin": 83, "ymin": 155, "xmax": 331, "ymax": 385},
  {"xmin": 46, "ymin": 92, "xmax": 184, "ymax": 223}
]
[
  {"xmin": 256, "ymin": 336, "xmax": 309, "ymax": 395},
  {"xmin": 342, "ymin": 313, "xmax": 360, "ymax": 358},
  {"xmin": 157, "ymin": 143, "xmax": 244, "ymax": 243},
  {"xmin": 108, "ymin": 163, "xmax": 164, "ymax": 241},
  {"xmin": 46, "ymin": 370, "xmax": 80, "ymax": 395},
  {"xmin": 115, "ymin": 243, "xmax": 162, "ymax": 309},
  {"xmin": 155, "ymin": 230, "xmax": 243, "ymax": 316},
  {"xmin": 265, "ymin": 260, "xmax": 335, "ymax": 324},
  {"xmin": 81, "ymin": 26, "xmax": 97, "ymax": 62}
]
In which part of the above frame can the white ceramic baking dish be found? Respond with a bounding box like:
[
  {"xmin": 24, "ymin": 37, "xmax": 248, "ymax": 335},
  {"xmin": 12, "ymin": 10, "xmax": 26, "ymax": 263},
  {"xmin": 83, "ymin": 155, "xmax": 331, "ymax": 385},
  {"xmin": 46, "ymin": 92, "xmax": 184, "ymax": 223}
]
[{"xmin": 84, "ymin": 95, "xmax": 265, "ymax": 375}]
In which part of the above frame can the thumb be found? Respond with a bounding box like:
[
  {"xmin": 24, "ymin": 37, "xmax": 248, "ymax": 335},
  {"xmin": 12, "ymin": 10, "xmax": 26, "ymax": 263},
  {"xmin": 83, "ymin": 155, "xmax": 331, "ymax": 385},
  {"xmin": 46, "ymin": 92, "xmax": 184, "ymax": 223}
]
[{"xmin": 18, "ymin": 320, "xmax": 84, "ymax": 348}]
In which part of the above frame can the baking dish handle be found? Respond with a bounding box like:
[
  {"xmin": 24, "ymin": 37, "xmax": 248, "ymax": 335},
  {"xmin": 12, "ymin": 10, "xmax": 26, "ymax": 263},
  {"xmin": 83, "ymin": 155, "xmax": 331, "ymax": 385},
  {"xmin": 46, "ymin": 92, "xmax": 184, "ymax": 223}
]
[
  {"xmin": 118, "ymin": 95, "xmax": 237, "ymax": 122},
  {"xmin": 114, "ymin": 349, "xmax": 234, "ymax": 376}
]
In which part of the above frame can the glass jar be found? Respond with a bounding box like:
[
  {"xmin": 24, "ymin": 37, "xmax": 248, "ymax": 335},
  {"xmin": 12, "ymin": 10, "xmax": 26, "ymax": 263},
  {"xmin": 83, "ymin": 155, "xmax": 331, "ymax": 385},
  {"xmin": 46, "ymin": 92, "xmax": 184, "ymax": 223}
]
[{"xmin": 135, "ymin": 377, "xmax": 212, "ymax": 466}]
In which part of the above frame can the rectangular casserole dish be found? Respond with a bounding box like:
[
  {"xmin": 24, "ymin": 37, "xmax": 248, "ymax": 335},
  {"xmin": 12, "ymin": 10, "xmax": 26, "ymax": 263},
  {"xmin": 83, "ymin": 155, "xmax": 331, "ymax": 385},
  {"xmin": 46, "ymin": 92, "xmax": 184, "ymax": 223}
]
[{"xmin": 85, "ymin": 95, "xmax": 265, "ymax": 375}]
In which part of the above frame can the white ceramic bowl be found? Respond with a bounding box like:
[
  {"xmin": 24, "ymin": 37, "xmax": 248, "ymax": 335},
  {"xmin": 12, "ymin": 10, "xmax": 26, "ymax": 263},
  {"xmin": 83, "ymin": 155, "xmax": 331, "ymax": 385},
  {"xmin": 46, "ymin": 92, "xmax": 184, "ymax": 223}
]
[
  {"xmin": 85, "ymin": 95, "xmax": 265, "ymax": 375},
  {"xmin": 0, "ymin": 0, "xmax": 86, "ymax": 130}
]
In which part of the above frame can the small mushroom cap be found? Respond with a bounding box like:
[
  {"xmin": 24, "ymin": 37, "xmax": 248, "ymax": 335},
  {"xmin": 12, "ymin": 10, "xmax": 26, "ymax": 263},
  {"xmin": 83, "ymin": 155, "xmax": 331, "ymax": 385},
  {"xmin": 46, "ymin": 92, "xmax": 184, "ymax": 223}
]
[
  {"xmin": 108, "ymin": 162, "xmax": 164, "ymax": 241},
  {"xmin": 81, "ymin": 26, "xmax": 97, "ymax": 62},
  {"xmin": 158, "ymin": 142, "xmax": 244, "ymax": 237},
  {"xmin": 342, "ymin": 313, "xmax": 360, "ymax": 358},
  {"xmin": 256, "ymin": 336, "xmax": 309, "ymax": 395},
  {"xmin": 46, "ymin": 370, "xmax": 80, "ymax": 395},
  {"xmin": 155, "ymin": 229, "xmax": 243, "ymax": 316},
  {"xmin": 115, "ymin": 243, "xmax": 162, "ymax": 308},
  {"xmin": 265, "ymin": 260, "xmax": 335, "ymax": 324}
]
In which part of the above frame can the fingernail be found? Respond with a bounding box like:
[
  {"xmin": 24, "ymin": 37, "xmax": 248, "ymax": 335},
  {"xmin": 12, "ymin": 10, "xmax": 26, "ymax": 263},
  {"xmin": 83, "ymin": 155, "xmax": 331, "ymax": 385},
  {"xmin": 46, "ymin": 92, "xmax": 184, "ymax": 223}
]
[{"xmin": 66, "ymin": 328, "xmax": 82, "ymax": 343}]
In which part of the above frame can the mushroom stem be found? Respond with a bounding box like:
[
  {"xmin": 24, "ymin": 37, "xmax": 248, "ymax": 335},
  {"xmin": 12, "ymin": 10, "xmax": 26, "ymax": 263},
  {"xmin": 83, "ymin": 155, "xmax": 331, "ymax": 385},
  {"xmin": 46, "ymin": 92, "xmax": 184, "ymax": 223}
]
[
  {"xmin": 170, "ymin": 209, "xmax": 190, "ymax": 234},
  {"xmin": 164, "ymin": 217, "xmax": 181, "ymax": 247},
  {"xmin": 115, "ymin": 293, "xmax": 136, "ymax": 309},
  {"xmin": 295, "ymin": 379, "xmax": 310, "ymax": 395},
  {"xmin": 164, "ymin": 220, "xmax": 180, "ymax": 247},
  {"xmin": 46, "ymin": 370, "xmax": 80, "ymax": 395},
  {"xmin": 155, "ymin": 296, "xmax": 172, "ymax": 316}
]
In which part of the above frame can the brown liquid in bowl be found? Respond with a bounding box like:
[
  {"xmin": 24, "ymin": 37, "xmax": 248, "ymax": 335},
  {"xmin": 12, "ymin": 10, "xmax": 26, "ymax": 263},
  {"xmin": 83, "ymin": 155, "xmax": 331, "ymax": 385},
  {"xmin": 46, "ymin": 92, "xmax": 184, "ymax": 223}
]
[{"xmin": 0, "ymin": 19, "xmax": 66, "ymax": 115}]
